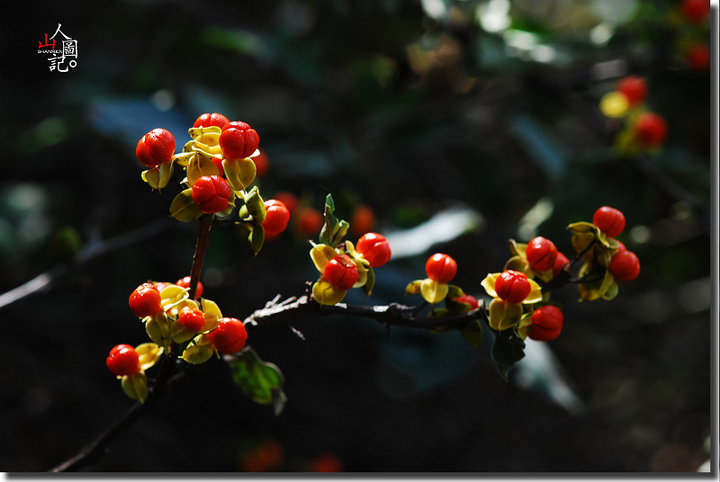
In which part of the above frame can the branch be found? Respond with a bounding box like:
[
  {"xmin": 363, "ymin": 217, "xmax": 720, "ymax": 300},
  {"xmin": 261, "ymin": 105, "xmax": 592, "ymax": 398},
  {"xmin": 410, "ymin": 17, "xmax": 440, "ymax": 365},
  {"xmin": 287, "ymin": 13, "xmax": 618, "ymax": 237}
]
[
  {"xmin": 245, "ymin": 294, "xmax": 486, "ymax": 331},
  {"xmin": 0, "ymin": 218, "xmax": 176, "ymax": 311},
  {"xmin": 187, "ymin": 214, "xmax": 214, "ymax": 300},
  {"xmin": 50, "ymin": 361, "xmax": 209, "ymax": 472}
]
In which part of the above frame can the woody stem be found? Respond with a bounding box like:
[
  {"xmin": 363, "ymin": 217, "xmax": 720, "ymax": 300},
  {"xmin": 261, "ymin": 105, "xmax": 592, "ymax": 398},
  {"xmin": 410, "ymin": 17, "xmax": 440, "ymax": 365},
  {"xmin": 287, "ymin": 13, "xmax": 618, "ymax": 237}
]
[{"xmin": 188, "ymin": 214, "xmax": 213, "ymax": 299}]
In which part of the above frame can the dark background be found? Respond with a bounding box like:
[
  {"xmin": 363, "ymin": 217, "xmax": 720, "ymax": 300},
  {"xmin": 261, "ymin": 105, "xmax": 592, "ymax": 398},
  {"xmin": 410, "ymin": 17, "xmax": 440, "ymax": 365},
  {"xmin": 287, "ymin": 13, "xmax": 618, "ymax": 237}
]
[{"xmin": 1, "ymin": 0, "xmax": 715, "ymax": 473}]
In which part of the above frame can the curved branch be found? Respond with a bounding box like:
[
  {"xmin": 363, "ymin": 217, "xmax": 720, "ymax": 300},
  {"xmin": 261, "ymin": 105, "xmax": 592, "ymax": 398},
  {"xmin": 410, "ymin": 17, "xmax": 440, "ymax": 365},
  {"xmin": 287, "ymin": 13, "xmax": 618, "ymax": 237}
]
[{"xmin": 245, "ymin": 294, "xmax": 486, "ymax": 331}]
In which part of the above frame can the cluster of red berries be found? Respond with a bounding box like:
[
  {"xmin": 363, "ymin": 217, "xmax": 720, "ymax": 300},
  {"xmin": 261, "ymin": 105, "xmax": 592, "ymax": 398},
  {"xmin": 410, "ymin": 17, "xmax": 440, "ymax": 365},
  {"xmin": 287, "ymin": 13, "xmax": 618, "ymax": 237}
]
[
  {"xmin": 602, "ymin": 75, "xmax": 668, "ymax": 152},
  {"xmin": 108, "ymin": 276, "xmax": 251, "ymax": 397},
  {"xmin": 593, "ymin": 207, "xmax": 641, "ymax": 282},
  {"xmin": 135, "ymin": 113, "xmax": 289, "ymax": 240},
  {"xmin": 315, "ymin": 232, "xmax": 392, "ymax": 303}
]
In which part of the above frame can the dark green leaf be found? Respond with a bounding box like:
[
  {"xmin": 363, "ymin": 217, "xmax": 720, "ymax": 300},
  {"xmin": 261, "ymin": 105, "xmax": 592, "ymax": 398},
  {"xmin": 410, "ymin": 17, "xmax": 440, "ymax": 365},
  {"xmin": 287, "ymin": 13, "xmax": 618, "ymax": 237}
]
[
  {"xmin": 230, "ymin": 347, "xmax": 287, "ymax": 415},
  {"xmin": 248, "ymin": 224, "xmax": 265, "ymax": 256},
  {"xmin": 459, "ymin": 319, "xmax": 484, "ymax": 347},
  {"xmin": 491, "ymin": 329, "xmax": 526, "ymax": 379}
]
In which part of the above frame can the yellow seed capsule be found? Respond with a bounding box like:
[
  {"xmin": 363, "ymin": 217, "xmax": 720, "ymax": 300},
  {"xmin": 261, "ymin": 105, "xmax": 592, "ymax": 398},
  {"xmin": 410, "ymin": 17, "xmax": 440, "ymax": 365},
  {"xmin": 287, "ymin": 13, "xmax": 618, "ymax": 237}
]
[
  {"xmin": 312, "ymin": 278, "xmax": 346, "ymax": 305},
  {"xmin": 600, "ymin": 91, "xmax": 629, "ymax": 118},
  {"xmin": 420, "ymin": 278, "xmax": 449, "ymax": 304}
]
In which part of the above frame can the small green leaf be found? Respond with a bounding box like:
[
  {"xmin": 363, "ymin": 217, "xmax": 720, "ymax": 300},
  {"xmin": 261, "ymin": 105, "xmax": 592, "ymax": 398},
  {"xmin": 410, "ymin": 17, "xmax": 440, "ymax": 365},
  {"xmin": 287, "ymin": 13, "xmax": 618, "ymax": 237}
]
[
  {"xmin": 491, "ymin": 329, "xmax": 526, "ymax": 379},
  {"xmin": 319, "ymin": 194, "xmax": 349, "ymax": 247},
  {"xmin": 248, "ymin": 224, "xmax": 265, "ymax": 256},
  {"xmin": 230, "ymin": 348, "xmax": 287, "ymax": 415},
  {"xmin": 244, "ymin": 186, "xmax": 266, "ymax": 223}
]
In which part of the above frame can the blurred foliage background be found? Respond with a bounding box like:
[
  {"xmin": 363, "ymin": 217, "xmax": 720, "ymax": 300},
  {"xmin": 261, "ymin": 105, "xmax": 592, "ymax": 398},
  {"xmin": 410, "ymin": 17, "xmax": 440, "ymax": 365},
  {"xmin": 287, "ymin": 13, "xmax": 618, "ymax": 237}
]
[{"xmin": 1, "ymin": 0, "xmax": 714, "ymax": 473}]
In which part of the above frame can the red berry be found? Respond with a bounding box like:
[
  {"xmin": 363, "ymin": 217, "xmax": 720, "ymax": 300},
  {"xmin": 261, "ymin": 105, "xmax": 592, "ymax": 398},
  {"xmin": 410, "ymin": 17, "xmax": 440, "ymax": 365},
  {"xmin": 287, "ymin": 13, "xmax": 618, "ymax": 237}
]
[
  {"xmin": 106, "ymin": 344, "xmax": 141, "ymax": 376},
  {"xmin": 193, "ymin": 113, "xmax": 229, "ymax": 129},
  {"xmin": 136, "ymin": 128, "xmax": 175, "ymax": 168},
  {"xmin": 608, "ymin": 250, "xmax": 640, "ymax": 281},
  {"xmin": 614, "ymin": 241, "xmax": 627, "ymax": 253},
  {"xmin": 262, "ymin": 200, "xmax": 291, "ymax": 236},
  {"xmin": 296, "ymin": 207, "xmax": 324, "ymax": 237},
  {"xmin": 253, "ymin": 149, "xmax": 270, "ymax": 177},
  {"xmin": 525, "ymin": 236, "xmax": 558, "ymax": 272},
  {"xmin": 494, "ymin": 270, "xmax": 531, "ymax": 304},
  {"xmin": 634, "ymin": 112, "xmax": 667, "ymax": 147},
  {"xmin": 351, "ymin": 205, "xmax": 376, "ymax": 237},
  {"xmin": 616, "ymin": 76, "xmax": 647, "ymax": 107},
  {"xmin": 593, "ymin": 206, "xmax": 626, "ymax": 238},
  {"xmin": 324, "ymin": 254, "xmax": 359, "ymax": 291},
  {"xmin": 129, "ymin": 282, "xmax": 162, "ymax": 317},
  {"xmin": 209, "ymin": 317, "xmax": 248, "ymax": 354},
  {"xmin": 273, "ymin": 192, "xmax": 299, "ymax": 214},
  {"xmin": 355, "ymin": 232, "xmax": 392, "ymax": 268},
  {"xmin": 192, "ymin": 175, "xmax": 232, "ymax": 214},
  {"xmin": 528, "ymin": 306, "xmax": 563, "ymax": 342},
  {"xmin": 176, "ymin": 276, "xmax": 204, "ymax": 299},
  {"xmin": 681, "ymin": 0, "xmax": 710, "ymax": 23},
  {"xmin": 425, "ymin": 253, "xmax": 457, "ymax": 284},
  {"xmin": 219, "ymin": 121, "xmax": 259, "ymax": 160},
  {"xmin": 552, "ymin": 251, "xmax": 570, "ymax": 277},
  {"xmin": 453, "ymin": 294, "xmax": 479, "ymax": 311},
  {"xmin": 178, "ymin": 306, "xmax": 206, "ymax": 333},
  {"xmin": 686, "ymin": 44, "xmax": 711, "ymax": 71}
]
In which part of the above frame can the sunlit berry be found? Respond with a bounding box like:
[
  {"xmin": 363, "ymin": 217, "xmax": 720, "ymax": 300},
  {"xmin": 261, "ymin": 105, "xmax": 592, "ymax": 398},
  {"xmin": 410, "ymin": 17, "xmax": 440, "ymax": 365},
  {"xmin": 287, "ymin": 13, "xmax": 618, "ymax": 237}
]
[
  {"xmin": 136, "ymin": 128, "xmax": 175, "ymax": 168},
  {"xmin": 355, "ymin": 232, "xmax": 392, "ymax": 268},
  {"xmin": 193, "ymin": 113, "xmax": 229, "ymax": 129},
  {"xmin": 106, "ymin": 344, "xmax": 141, "ymax": 376},
  {"xmin": 178, "ymin": 306, "xmax": 206, "ymax": 333},
  {"xmin": 494, "ymin": 270, "xmax": 531, "ymax": 304},
  {"xmin": 192, "ymin": 175, "xmax": 232, "ymax": 214},
  {"xmin": 219, "ymin": 121, "xmax": 259, "ymax": 160},
  {"xmin": 525, "ymin": 236, "xmax": 558, "ymax": 272},
  {"xmin": 425, "ymin": 253, "xmax": 457, "ymax": 284},
  {"xmin": 324, "ymin": 254, "xmax": 359, "ymax": 291},
  {"xmin": 593, "ymin": 206, "xmax": 626, "ymax": 238},
  {"xmin": 209, "ymin": 318, "xmax": 248, "ymax": 354},
  {"xmin": 129, "ymin": 282, "xmax": 162, "ymax": 318},
  {"xmin": 262, "ymin": 200, "xmax": 291, "ymax": 236}
]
